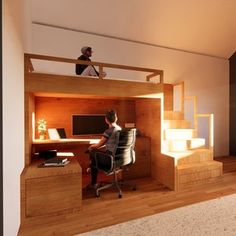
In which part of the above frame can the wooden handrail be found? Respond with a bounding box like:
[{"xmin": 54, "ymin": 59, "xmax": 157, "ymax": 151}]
[
  {"xmin": 24, "ymin": 54, "xmax": 34, "ymax": 73},
  {"xmin": 174, "ymin": 81, "xmax": 214, "ymax": 150},
  {"xmin": 197, "ymin": 114, "xmax": 214, "ymax": 151},
  {"xmin": 25, "ymin": 53, "xmax": 163, "ymax": 82},
  {"xmin": 173, "ymin": 81, "xmax": 185, "ymax": 113},
  {"xmin": 184, "ymin": 96, "xmax": 198, "ymax": 135}
]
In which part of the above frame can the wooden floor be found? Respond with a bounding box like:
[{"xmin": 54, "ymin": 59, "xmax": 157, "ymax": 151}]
[{"xmin": 18, "ymin": 156, "xmax": 236, "ymax": 236}]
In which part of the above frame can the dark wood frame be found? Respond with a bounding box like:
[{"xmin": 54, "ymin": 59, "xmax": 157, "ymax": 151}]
[
  {"xmin": 230, "ymin": 52, "xmax": 236, "ymax": 155},
  {"xmin": 1, "ymin": 0, "xmax": 3, "ymax": 234}
]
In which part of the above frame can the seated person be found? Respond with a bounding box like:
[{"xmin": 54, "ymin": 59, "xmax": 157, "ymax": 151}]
[
  {"xmin": 75, "ymin": 46, "xmax": 106, "ymax": 77},
  {"xmin": 87, "ymin": 110, "xmax": 121, "ymax": 188}
]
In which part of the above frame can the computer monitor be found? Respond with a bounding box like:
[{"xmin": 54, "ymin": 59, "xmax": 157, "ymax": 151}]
[{"xmin": 72, "ymin": 114, "xmax": 108, "ymax": 135}]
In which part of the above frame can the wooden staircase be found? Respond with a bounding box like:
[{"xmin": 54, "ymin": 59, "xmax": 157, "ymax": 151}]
[{"xmin": 163, "ymin": 110, "xmax": 222, "ymax": 191}]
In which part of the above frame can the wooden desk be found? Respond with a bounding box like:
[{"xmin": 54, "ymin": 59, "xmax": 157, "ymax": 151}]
[
  {"xmin": 32, "ymin": 138, "xmax": 100, "ymax": 154},
  {"xmin": 32, "ymin": 137, "xmax": 151, "ymax": 179},
  {"xmin": 21, "ymin": 137, "xmax": 151, "ymax": 222},
  {"xmin": 32, "ymin": 138, "xmax": 100, "ymax": 173},
  {"xmin": 21, "ymin": 158, "xmax": 82, "ymax": 221},
  {"xmin": 33, "ymin": 138, "xmax": 100, "ymax": 145}
]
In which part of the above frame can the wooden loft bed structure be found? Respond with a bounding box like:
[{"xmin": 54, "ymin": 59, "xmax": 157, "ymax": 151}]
[
  {"xmin": 21, "ymin": 53, "xmax": 222, "ymax": 224},
  {"xmin": 24, "ymin": 53, "xmax": 164, "ymax": 96}
]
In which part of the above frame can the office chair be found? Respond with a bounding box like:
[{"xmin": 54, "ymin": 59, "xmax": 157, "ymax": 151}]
[{"xmin": 94, "ymin": 128, "xmax": 136, "ymax": 198}]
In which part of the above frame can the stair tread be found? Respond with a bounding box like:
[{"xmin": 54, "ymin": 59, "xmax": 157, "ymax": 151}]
[
  {"xmin": 169, "ymin": 138, "xmax": 205, "ymax": 141},
  {"xmin": 163, "ymin": 151, "xmax": 195, "ymax": 159},
  {"xmin": 166, "ymin": 128, "xmax": 195, "ymax": 131},
  {"xmin": 177, "ymin": 161, "xmax": 222, "ymax": 169},
  {"xmin": 164, "ymin": 119, "xmax": 188, "ymax": 121},
  {"xmin": 163, "ymin": 148, "xmax": 212, "ymax": 158}
]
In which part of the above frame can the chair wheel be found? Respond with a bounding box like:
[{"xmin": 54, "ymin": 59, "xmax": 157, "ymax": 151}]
[
  {"xmin": 96, "ymin": 191, "xmax": 100, "ymax": 198},
  {"xmin": 132, "ymin": 187, "xmax": 136, "ymax": 191},
  {"xmin": 118, "ymin": 194, "xmax": 122, "ymax": 198}
]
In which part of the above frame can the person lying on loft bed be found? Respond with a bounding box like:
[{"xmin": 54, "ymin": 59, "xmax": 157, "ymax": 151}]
[
  {"xmin": 75, "ymin": 46, "xmax": 106, "ymax": 77},
  {"xmin": 86, "ymin": 110, "xmax": 121, "ymax": 189}
]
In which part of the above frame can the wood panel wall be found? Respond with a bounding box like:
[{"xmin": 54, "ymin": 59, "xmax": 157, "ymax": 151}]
[
  {"xmin": 164, "ymin": 84, "xmax": 173, "ymax": 111},
  {"xmin": 135, "ymin": 99, "xmax": 161, "ymax": 176},
  {"xmin": 230, "ymin": 52, "xmax": 236, "ymax": 155},
  {"xmin": 25, "ymin": 93, "xmax": 35, "ymax": 165},
  {"xmin": 135, "ymin": 98, "xmax": 175, "ymax": 189},
  {"xmin": 35, "ymin": 97, "xmax": 136, "ymax": 139}
]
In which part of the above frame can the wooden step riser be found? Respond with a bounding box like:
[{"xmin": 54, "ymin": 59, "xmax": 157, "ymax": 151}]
[
  {"xmin": 164, "ymin": 111, "xmax": 184, "ymax": 120},
  {"xmin": 164, "ymin": 129, "xmax": 197, "ymax": 140},
  {"xmin": 170, "ymin": 145, "xmax": 205, "ymax": 152},
  {"xmin": 168, "ymin": 139, "xmax": 205, "ymax": 152},
  {"xmin": 178, "ymin": 162, "xmax": 222, "ymax": 174},
  {"xmin": 179, "ymin": 168, "xmax": 222, "ymax": 184},
  {"xmin": 177, "ymin": 154, "xmax": 213, "ymax": 165},
  {"xmin": 178, "ymin": 175, "xmax": 222, "ymax": 191},
  {"xmin": 177, "ymin": 162, "xmax": 223, "ymax": 190},
  {"xmin": 163, "ymin": 144, "xmax": 206, "ymax": 153},
  {"xmin": 177, "ymin": 150, "xmax": 213, "ymax": 165},
  {"xmin": 164, "ymin": 120, "xmax": 191, "ymax": 129}
]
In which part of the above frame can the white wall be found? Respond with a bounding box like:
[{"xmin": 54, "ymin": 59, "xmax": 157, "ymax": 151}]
[
  {"xmin": 31, "ymin": 24, "xmax": 229, "ymax": 157},
  {"xmin": 3, "ymin": 0, "xmax": 26, "ymax": 235}
]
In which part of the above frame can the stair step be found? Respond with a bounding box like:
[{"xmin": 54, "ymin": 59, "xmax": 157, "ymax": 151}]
[
  {"xmin": 164, "ymin": 120, "xmax": 191, "ymax": 129},
  {"xmin": 163, "ymin": 149, "xmax": 214, "ymax": 164},
  {"xmin": 168, "ymin": 138, "xmax": 205, "ymax": 152},
  {"xmin": 164, "ymin": 129, "xmax": 196, "ymax": 140},
  {"xmin": 164, "ymin": 111, "xmax": 184, "ymax": 120}
]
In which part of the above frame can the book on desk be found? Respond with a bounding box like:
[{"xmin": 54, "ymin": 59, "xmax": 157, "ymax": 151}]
[{"xmin": 38, "ymin": 157, "xmax": 70, "ymax": 167}]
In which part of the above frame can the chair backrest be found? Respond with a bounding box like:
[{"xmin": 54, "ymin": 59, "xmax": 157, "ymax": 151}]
[{"xmin": 114, "ymin": 128, "xmax": 136, "ymax": 167}]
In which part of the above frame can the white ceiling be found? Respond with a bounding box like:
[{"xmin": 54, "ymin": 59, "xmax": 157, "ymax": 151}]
[{"xmin": 31, "ymin": 0, "xmax": 236, "ymax": 59}]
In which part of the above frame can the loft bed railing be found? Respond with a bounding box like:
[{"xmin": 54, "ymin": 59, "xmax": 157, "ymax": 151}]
[{"xmin": 24, "ymin": 53, "xmax": 164, "ymax": 83}]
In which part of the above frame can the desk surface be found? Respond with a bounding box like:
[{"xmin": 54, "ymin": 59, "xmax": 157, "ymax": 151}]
[
  {"xmin": 23, "ymin": 158, "xmax": 82, "ymax": 179},
  {"xmin": 33, "ymin": 138, "xmax": 100, "ymax": 145}
]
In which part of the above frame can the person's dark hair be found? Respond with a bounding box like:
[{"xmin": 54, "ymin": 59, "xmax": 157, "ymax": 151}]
[
  {"xmin": 105, "ymin": 110, "xmax": 117, "ymax": 123},
  {"xmin": 81, "ymin": 46, "xmax": 92, "ymax": 54}
]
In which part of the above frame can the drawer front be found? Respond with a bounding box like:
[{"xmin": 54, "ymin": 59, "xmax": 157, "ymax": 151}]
[{"xmin": 26, "ymin": 173, "xmax": 81, "ymax": 217}]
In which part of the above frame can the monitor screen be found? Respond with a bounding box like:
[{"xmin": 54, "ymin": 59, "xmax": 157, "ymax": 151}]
[{"xmin": 72, "ymin": 115, "xmax": 108, "ymax": 135}]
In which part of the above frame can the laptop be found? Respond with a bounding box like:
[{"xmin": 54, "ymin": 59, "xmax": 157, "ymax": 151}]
[{"xmin": 48, "ymin": 128, "xmax": 67, "ymax": 140}]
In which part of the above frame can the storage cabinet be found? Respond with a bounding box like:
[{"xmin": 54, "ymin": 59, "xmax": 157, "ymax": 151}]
[{"xmin": 21, "ymin": 158, "xmax": 82, "ymax": 220}]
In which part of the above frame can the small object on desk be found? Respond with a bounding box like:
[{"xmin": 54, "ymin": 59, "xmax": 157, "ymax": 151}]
[
  {"xmin": 39, "ymin": 150, "xmax": 57, "ymax": 159},
  {"xmin": 38, "ymin": 158, "xmax": 70, "ymax": 168},
  {"xmin": 44, "ymin": 157, "xmax": 68, "ymax": 164},
  {"xmin": 44, "ymin": 160, "xmax": 70, "ymax": 167}
]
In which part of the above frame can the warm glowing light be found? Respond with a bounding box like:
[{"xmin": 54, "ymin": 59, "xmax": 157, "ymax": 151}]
[
  {"xmin": 32, "ymin": 112, "xmax": 35, "ymax": 141},
  {"xmin": 57, "ymin": 152, "xmax": 74, "ymax": 157},
  {"xmin": 165, "ymin": 129, "xmax": 194, "ymax": 140},
  {"xmin": 210, "ymin": 114, "xmax": 214, "ymax": 149}
]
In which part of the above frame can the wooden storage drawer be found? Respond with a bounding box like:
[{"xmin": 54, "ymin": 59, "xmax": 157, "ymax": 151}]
[{"xmin": 26, "ymin": 173, "xmax": 82, "ymax": 217}]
